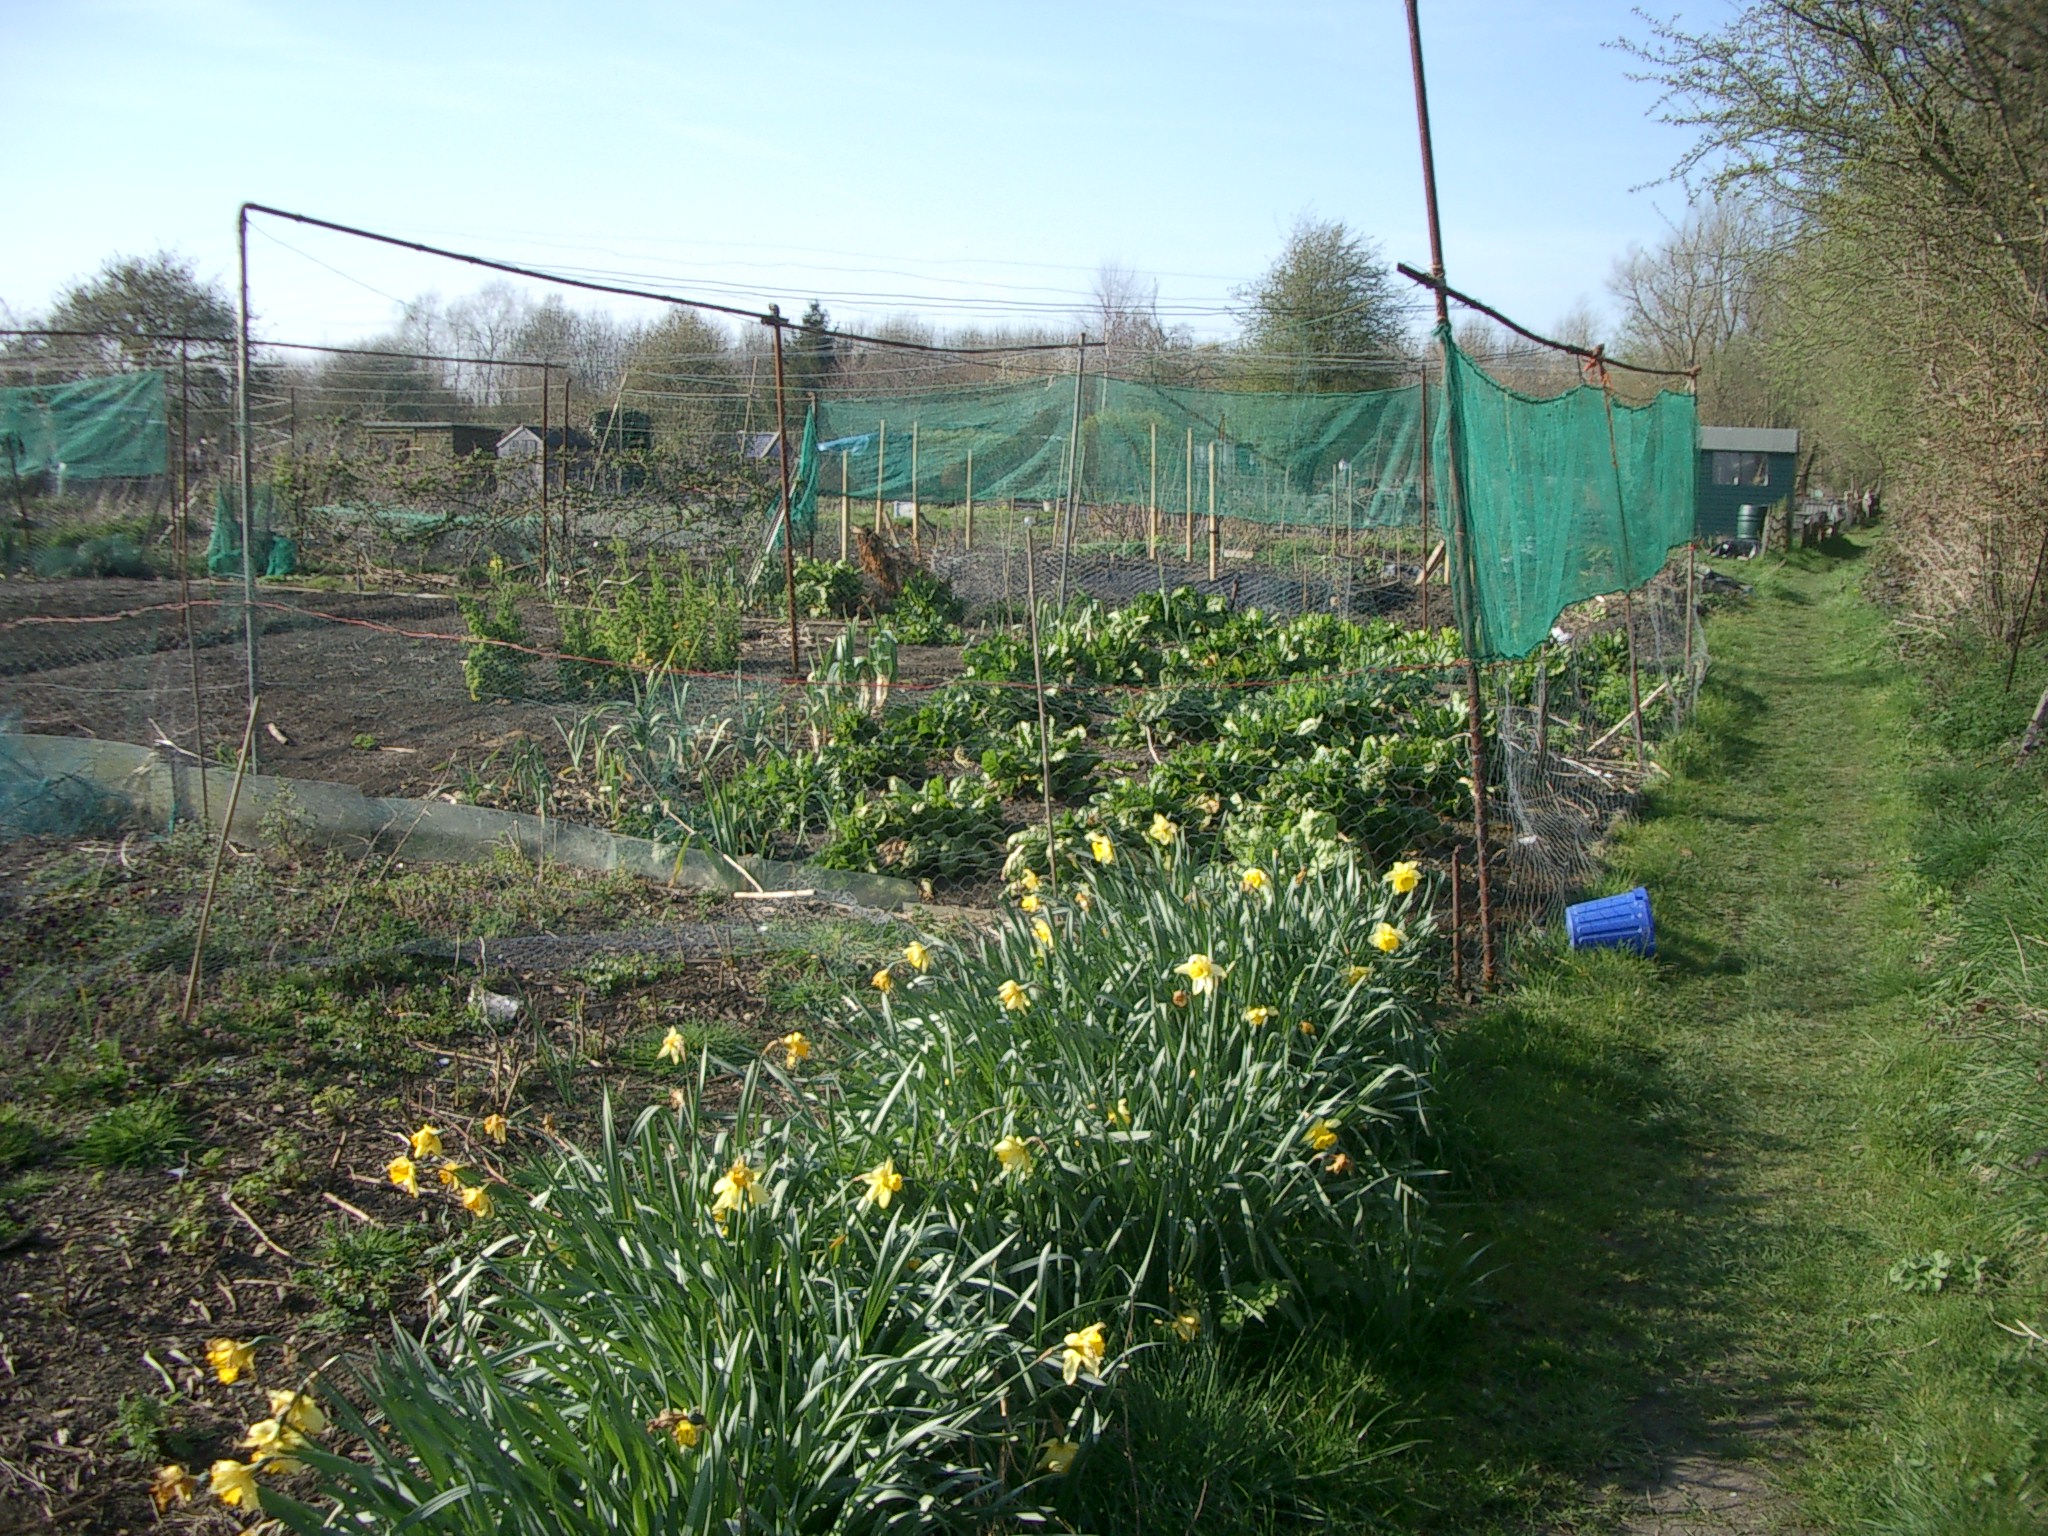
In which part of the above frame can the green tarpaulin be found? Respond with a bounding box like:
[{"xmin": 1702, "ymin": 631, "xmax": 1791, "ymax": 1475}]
[{"xmin": 0, "ymin": 371, "xmax": 167, "ymax": 481}]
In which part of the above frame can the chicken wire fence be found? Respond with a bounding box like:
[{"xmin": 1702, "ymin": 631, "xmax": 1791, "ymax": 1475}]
[{"xmin": 0, "ymin": 325, "xmax": 1703, "ymax": 965}]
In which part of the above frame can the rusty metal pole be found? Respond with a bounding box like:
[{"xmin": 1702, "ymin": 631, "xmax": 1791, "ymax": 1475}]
[
  {"xmin": 1405, "ymin": 0, "xmax": 1494, "ymax": 987},
  {"xmin": 768, "ymin": 308, "xmax": 800, "ymax": 676},
  {"xmin": 1206, "ymin": 440, "xmax": 1219, "ymax": 581},
  {"xmin": 560, "ymin": 373, "xmax": 572, "ymax": 559},
  {"xmin": 233, "ymin": 205, "xmax": 260, "ymax": 740}
]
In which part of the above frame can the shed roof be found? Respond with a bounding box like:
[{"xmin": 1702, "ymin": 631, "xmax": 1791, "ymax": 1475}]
[{"xmin": 1700, "ymin": 426, "xmax": 1799, "ymax": 455}]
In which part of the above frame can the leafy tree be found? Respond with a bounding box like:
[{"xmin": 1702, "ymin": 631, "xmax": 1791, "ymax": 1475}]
[
  {"xmin": 1234, "ymin": 217, "xmax": 1410, "ymax": 391},
  {"xmin": 789, "ymin": 300, "xmax": 838, "ymax": 398}
]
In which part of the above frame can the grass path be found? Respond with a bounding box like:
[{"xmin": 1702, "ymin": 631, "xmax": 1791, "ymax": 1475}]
[{"xmin": 1390, "ymin": 538, "xmax": 2036, "ymax": 1533}]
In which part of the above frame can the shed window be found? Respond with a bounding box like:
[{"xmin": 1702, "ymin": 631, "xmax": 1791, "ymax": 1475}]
[{"xmin": 1710, "ymin": 450, "xmax": 1770, "ymax": 486}]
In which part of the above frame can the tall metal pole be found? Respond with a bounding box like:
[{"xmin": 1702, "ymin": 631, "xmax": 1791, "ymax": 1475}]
[
  {"xmin": 560, "ymin": 373, "xmax": 572, "ymax": 559},
  {"xmin": 1417, "ymin": 368, "xmax": 1431, "ymax": 630},
  {"xmin": 1056, "ymin": 332, "xmax": 1086, "ymax": 609},
  {"xmin": 1404, "ymin": 0, "xmax": 1494, "ymax": 987},
  {"xmin": 1023, "ymin": 518, "xmax": 1057, "ymax": 893},
  {"xmin": 769, "ymin": 308, "xmax": 800, "ymax": 676},
  {"xmin": 539, "ymin": 360, "xmax": 551, "ymax": 586},
  {"xmin": 178, "ymin": 341, "xmax": 207, "ymax": 818},
  {"xmin": 234, "ymin": 206, "xmax": 260, "ymax": 737},
  {"xmin": 964, "ymin": 448, "xmax": 975, "ymax": 552},
  {"xmin": 1184, "ymin": 427, "xmax": 1194, "ymax": 560},
  {"xmin": 1148, "ymin": 420, "xmax": 1159, "ymax": 558},
  {"xmin": 874, "ymin": 421, "xmax": 886, "ymax": 534}
]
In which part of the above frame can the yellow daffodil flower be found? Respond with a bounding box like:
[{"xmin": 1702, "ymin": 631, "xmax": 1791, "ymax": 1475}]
[
  {"xmin": 774, "ymin": 1031, "xmax": 811, "ymax": 1069},
  {"xmin": 1305, "ymin": 1118, "xmax": 1340, "ymax": 1152},
  {"xmin": 267, "ymin": 1389, "xmax": 327, "ymax": 1437},
  {"xmin": 711, "ymin": 1158, "xmax": 764, "ymax": 1220},
  {"xmin": 1240, "ymin": 866, "xmax": 1269, "ymax": 893},
  {"xmin": 1147, "ymin": 812, "xmax": 1178, "ymax": 846},
  {"xmin": 205, "ymin": 1338, "xmax": 255, "ymax": 1386},
  {"xmin": 658, "ymin": 1027, "xmax": 687, "ymax": 1064},
  {"xmin": 437, "ymin": 1162, "xmax": 467, "ymax": 1189},
  {"xmin": 1369, "ymin": 921, "xmax": 1403, "ymax": 954},
  {"xmin": 1170, "ymin": 1310, "xmax": 1201, "ymax": 1342},
  {"xmin": 1031, "ymin": 917, "xmax": 1055, "ymax": 949},
  {"xmin": 671, "ymin": 1415, "xmax": 701, "ymax": 1450},
  {"xmin": 998, "ymin": 978, "xmax": 1029, "ymax": 1012},
  {"xmin": 1385, "ymin": 859, "xmax": 1421, "ymax": 894},
  {"xmin": 480, "ymin": 1113, "xmax": 509, "ymax": 1144},
  {"xmin": 1088, "ymin": 831, "xmax": 1115, "ymax": 864},
  {"xmin": 857, "ymin": 1157, "xmax": 903, "ymax": 1209},
  {"xmin": 1020, "ymin": 891, "xmax": 1041, "ymax": 913},
  {"xmin": 872, "ymin": 968, "xmax": 895, "ymax": 994},
  {"xmin": 409, "ymin": 1124, "xmax": 443, "ymax": 1159},
  {"xmin": 903, "ymin": 940, "xmax": 931, "ymax": 972},
  {"xmin": 208, "ymin": 1458, "xmax": 260, "ymax": 1509},
  {"xmin": 149, "ymin": 1464, "xmax": 198, "ymax": 1512},
  {"xmin": 240, "ymin": 1417, "xmax": 305, "ymax": 1470},
  {"xmin": 1344, "ymin": 962, "xmax": 1372, "ymax": 986},
  {"xmin": 1243, "ymin": 1005, "xmax": 1276, "ymax": 1027},
  {"xmin": 1172, "ymin": 952, "xmax": 1223, "ymax": 996},
  {"xmin": 1020, "ymin": 867, "xmax": 1041, "ymax": 892},
  {"xmin": 993, "ymin": 1134, "xmax": 1034, "ymax": 1178},
  {"xmin": 1106, "ymin": 1097, "xmax": 1133, "ymax": 1129},
  {"xmin": 1040, "ymin": 1438, "xmax": 1081, "ymax": 1474},
  {"xmin": 1060, "ymin": 1322, "xmax": 1107, "ymax": 1384},
  {"xmin": 386, "ymin": 1155, "xmax": 420, "ymax": 1198},
  {"xmin": 460, "ymin": 1184, "xmax": 493, "ymax": 1217}
]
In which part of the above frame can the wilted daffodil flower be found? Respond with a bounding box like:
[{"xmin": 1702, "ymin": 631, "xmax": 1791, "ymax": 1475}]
[
  {"xmin": 208, "ymin": 1458, "xmax": 260, "ymax": 1509},
  {"xmin": 1031, "ymin": 917, "xmax": 1055, "ymax": 949},
  {"xmin": 993, "ymin": 1134, "xmax": 1034, "ymax": 1178},
  {"xmin": 267, "ymin": 1389, "xmax": 327, "ymax": 1437},
  {"xmin": 240, "ymin": 1416, "xmax": 305, "ymax": 1471},
  {"xmin": 205, "ymin": 1337, "xmax": 255, "ymax": 1385},
  {"xmin": 460, "ymin": 1184, "xmax": 493, "ymax": 1218},
  {"xmin": 1169, "ymin": 1309, "xmax": 1201, "ymax": 1342},
  {"xmin": 998, "ymin": 979, "xmax": 1029, "ymax": 1012},
  {"xmin": 436, "ymin": 1161, "xmax": 466, "ymax": 1189},
  {"xmin": 1385, "ymin": 859, "xmax": 1421, "ymax": 894},
  {"xmin": 903, "ymin": 940, "xmax": 931, "ymax": 972},
  {"xmin": 408, "ymin": 1124, "xmax": 443, "ymax": 1159},
  {"xmin": 149, "ymin": 1464, "xmax": 198, "ymax": 1512},
  {"xmin": 1106, "ymin": 1097, "xmax": 1133, "ymax": 1129},
  {"xmin": 1172, "ymin": 952, "xmax": 1224, "ymax": 996},
  {"xmin": 1040, "ymin": 1438, "xmax": 1081, "ymax": 1474},
  {"xmin": 1075, "ymin": 886, "xmax": 1094, "ymax": 912},
  {"xmin": 1147, "ymin": 813, "xmax": 1178, "ymax": 846},
  {"xmin": 1370, "ymin": 921, "xmax": 1404, "ymax": 954},
  {"xmin": 386, "ymin": 1155, "xmax": 420, "ymax": 1198},
  {"xmin": 480, "ymin": 1113, "xmax": 509, "ymax": 1144},
  {"xmin": 1305, "ymin": 1118, "xmax": 1341, "ymax": 1153},
  {"xmin": 649, "ymin": 1407, "xmax": 704, "ymax": 1450},
  {"xmin": 658, "ymin": 1027, "xmax": 687, "ymax": 1064},
  {"xmin": 1344, "ymin": 962, "xmax": 1372, "ymax": 986},
  {"xmin": 857, "ymin": 1157, "xmax": 903, "ymax": 1209},
  {"xmin": 1060, "ymin": 1322, "xmax": 1107, "ymax": 1384},
  {"xmin": 872, "ymin": 968, "xmax": 895, "ymax": 995},
  {"xmin": 1243, "ymin": 1005, "xmax": 1276, "ymax": 1027},
  {"xmin": 774, "ymin": 1031, "xmax": 811, "ymax": 1069}
]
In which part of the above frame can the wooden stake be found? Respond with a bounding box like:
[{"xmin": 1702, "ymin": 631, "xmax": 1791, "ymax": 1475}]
[
  {"xmin": 1148, "ymin": 420, "xmax": 1158, "ymax": 558},
  {"xmin": 839, "ymin": 449, "xmax": 850, "ymax": 562},
  {"xmin": 1023, "ymin": 519, "xmax": 1056, "ymax": 892},
  {"xmin": 180, "ymin": 696, "xmax": 259, "ymax": 1025},
  {"xmin": 1206, "ymin": 440, "xmax": 1219, "ymax": 581},
  {"xmin": 874, "ymin": 420, "xmax": 886, "ymax": 534},
  {"xmin": 1450, "ymin": 844, "xmax": 1465, "ymax": 994},
  {"xmin": 769, "ymin": 310, "xmax": 799, "ymax": 677},
  {"xmin": 910, "ymin": 420, "xmax": 921, "ymax": 554},
  {"xmin": 964, "ymin": 448, "xmax": 975, "ymax": 552},
  {"xmin": 1184, "ymin": 427, "xmax": 1195, "ymax": 561},
  {"xmin": 539, "ymin": 360, "xmax": 551, "ymax": 586}
]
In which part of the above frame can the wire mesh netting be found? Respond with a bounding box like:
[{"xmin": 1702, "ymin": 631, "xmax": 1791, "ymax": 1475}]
[{"xmin": 0, "ymin": 322, "xmax": 1706, "ymax": 958}]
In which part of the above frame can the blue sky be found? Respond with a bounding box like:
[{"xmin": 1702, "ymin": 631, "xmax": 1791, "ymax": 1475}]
[{"xmin": 1, "ymin": 0, "xmax": 1714, "ymax": 350}]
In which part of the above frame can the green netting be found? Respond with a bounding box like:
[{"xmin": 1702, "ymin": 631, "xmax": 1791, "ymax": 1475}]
[
  {"xmin": 207, "ymin": 483, "xmax": 284, "ymax": 576},
  {"xmin": 0, "ymin": 371, "xmax": 167, "ymax": 481},
  {"xmin": 815, "ymin": 375, "xmax": 1423, "ymax": 528},
  {"xmin": 1433, "ymin": 324, "xmax": 1698, "ymax": 661}
]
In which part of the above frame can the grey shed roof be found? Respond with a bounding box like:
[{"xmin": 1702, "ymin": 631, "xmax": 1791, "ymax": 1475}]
[{"xmin": 1699, "ymin": 426, "xmax": 1799, "ymax": 454}]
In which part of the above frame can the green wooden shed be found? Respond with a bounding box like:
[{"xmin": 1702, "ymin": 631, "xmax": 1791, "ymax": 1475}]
[{"xmin": 1697, "ymin": 426, "xmax": 1799, "ymax": 542}]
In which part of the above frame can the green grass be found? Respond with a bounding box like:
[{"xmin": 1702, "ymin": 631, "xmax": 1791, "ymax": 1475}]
[
  {"xmin": 75, "ymin": 1095, "xmax": 191, "ymax": 1170},
  {"xmin": 1371, "ymin": 535, "xmax": 2048, "ymax": 1531}
]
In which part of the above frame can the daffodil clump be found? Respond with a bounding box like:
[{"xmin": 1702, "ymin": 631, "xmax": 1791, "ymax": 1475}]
[
  {"xmin": 387, "ymin": 1120, "xmax": 498, "ymax": 1220},
  {"xmin": 291, "ymin": 852, "xmax": 1437, "ymax": 1533},
  {"xmin": 160, "ymin": 1343, "xmax": 332, "ymax": 1516}
]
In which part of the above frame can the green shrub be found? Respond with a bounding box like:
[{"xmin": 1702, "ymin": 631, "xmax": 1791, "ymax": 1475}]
[
  {"xmin": 818, "ymin": 773, "xmax": 1008, "ymax": 881},
  {"xmin": 456, "ymin": 588, "xmax": 528, "ymax": 701},
  {"xmin": 784, "ymin": 556, "xmax": 864, "ymax": 618},
  {"xmin": 305, "ymin": 1222, "xmax": 429, "ymax": 1317},
  {"xmin": 557, "ymin": 550, "xmax": 743, "ymax": 699},
  {"xmin": 979, "ymin": 721, "xmax": 1099, "ymax": 800}
]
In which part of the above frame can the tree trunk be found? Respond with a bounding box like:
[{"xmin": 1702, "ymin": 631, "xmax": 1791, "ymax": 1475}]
[{"xmin": 2018, "ymin": 681, "xmax": 2048, "ymax": 759}]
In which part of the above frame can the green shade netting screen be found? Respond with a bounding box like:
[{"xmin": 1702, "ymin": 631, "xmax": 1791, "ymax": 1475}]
[
  {"xmin": 815, "ymin": 375, "xmax": 1424, "ymax": 528},
  {"xmin": 0, "ymin": 371, "xmax": 167, "ymax": 480},
  {"xmin": 206, "ymin": 483, "xmax": 295, "ymax": 577},
  {"xmin": 1433, "ymin": 325, "xmax": 1698, "ymax": 661}
]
